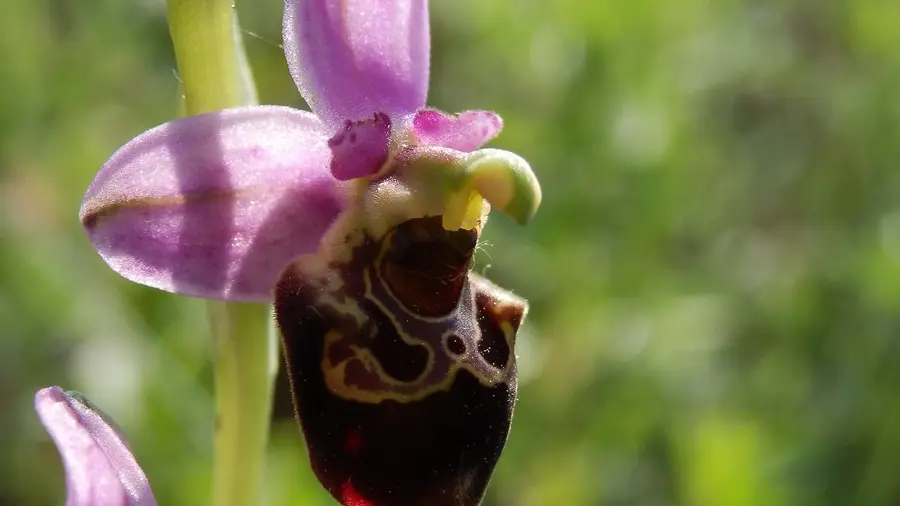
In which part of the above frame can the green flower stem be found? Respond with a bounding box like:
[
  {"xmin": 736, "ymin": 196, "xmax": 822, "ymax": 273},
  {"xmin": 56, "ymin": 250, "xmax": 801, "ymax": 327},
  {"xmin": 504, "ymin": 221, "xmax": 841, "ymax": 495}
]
[
  {"xmin": 207, "ymin": 302, "xmax": 278, "ymax": 506},
  {"xmin": 167, "ymin": 0, "xmax": 246, "ymax": 114},
  {"xmin": 166, "ymin": 2, "xmax": 275, "ymax": 506}
]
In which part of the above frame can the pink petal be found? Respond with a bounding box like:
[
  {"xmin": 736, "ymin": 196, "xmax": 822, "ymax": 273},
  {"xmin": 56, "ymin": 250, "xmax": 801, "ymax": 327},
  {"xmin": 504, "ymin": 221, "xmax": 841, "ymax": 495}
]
[
  {"xmin": 411, "ymin": 109, "xmax": 504, "ymax": 152},
  {"xmin": 328, "ymin": 112, "xmax": 392, "ymax": 180},
  {"xmin": 35, "ymin": 387, "xmax": 156, "ymax": 506},
  {"xmin": 283, "ymin": 0, "xmax": 430, "ymax": 130},
  {"xmin": 81, "ymin": 106, "xmax": 344, "ymax": 302}
]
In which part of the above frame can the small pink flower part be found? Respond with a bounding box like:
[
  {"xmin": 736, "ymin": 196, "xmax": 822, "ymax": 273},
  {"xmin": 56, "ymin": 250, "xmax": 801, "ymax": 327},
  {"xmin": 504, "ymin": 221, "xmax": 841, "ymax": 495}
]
[
  {"xmin": 80, "ymin": 106, "xmax": 343, "ymax": 302},
  {"xmin": 328, "ymin": 112, "xmax": 392, "ymax": 181},
  {"xmin": 283, "ymin": 0, "xmax": 430, "ymax": 130},
  {"xmin": 411, "ymin": 109, "xmax": 504, "ymax": 152},
  {"xmin": 35, "ymin": 387, "xmax": 156, "ymax": 506}
]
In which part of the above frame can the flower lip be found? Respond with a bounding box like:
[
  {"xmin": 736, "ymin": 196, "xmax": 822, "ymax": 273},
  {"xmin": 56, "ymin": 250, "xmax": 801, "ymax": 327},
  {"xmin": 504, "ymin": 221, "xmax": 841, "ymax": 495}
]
[
  {"xmin": 274, "ymin": 214, "xmax": 527, "ymax": 506},
  {"xmin": 383, "ymin": 216, "xmax": 478, "ymax": 317},
  {"xmin": 388, "ymin": 215, "xmax": 478, "ymax": 261}
]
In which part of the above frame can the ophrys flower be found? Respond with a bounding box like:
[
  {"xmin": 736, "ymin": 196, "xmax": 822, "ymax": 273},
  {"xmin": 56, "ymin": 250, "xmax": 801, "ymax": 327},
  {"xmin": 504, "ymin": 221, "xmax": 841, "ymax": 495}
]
[{"xmin": 80, "ymin": 1, "xmax": 541, "ymax": 505}]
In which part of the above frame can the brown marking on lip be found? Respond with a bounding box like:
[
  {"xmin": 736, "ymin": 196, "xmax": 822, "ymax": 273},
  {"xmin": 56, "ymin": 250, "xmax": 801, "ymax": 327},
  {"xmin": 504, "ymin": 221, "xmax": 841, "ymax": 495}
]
[
  {"xmin": 359, "ymin": 300, "xmax": 430, "ymax": 383},
  {"xmin": 274, "ymin": 215, "xmax": 529, "ymax": 505},
  {"xmin": 474, "ymin": 311, "xmax": 510, "ymax": 371},
  {"xmin": 379, "ymin": 217, "xmax": 476, "ymax": 318},
  {"xmin": 446, "ymin": 335, "xmax": 466, "ymax": 356}
]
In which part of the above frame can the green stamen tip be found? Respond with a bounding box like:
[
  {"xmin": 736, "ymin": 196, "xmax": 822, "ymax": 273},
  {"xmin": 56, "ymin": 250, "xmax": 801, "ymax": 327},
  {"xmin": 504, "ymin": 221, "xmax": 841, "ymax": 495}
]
[
  {"xmin": 466, "ymin": 149, "xmax": 542, "ymax": 225},
  {"xmin": 392, "ymin": 146, "xmax": 541, "ymax": 232}
]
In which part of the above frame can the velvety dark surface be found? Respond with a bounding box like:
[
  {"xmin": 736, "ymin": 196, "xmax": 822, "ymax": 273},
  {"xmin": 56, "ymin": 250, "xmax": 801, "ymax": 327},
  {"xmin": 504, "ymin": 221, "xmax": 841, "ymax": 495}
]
[{"xmin": 275, "ymin": 217, "xmax": 524, "ymax": 505}]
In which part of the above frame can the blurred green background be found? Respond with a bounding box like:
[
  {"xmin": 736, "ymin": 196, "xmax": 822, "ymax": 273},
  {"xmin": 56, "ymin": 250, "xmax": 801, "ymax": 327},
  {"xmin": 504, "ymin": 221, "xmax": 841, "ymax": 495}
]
[{"xmin": 3, "ymin": 0, "xmax": 900, "ymax": 504}]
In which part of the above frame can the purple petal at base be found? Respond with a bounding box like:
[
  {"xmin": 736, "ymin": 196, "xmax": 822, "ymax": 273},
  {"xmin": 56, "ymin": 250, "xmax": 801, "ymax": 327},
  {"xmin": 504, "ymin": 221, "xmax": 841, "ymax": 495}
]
[
  {"xmin": 81, "ymin": 106, "xmax": 344, "ymax": 302},
  {"xmin": 328, "ymin": 112, "xmax": 391, "ymax": 181},
  {"xmin": 35, "ymin": 387, "xmax": 156, "ymax": 506},
  {"xmin": 411, "ymin": 109, "xmax": 504, "ymax": 152},
  {"xmin": 283, "ymin": 0, "xmax": 430, "ymax": 130}
]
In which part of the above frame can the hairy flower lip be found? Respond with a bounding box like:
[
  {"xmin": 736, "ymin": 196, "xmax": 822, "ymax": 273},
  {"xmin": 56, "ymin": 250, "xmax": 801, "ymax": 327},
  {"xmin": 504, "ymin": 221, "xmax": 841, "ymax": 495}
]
[
  {"xmin": 35, "ymin": 387, "xmax": 156, "ymax": 506},
  {"xmin": 274, "ymin": 213, "xmax": 526, "ymax": 506}
]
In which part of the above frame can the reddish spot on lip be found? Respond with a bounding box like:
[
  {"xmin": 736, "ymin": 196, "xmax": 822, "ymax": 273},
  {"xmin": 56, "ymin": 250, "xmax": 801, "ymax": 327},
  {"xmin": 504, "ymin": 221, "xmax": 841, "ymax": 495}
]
[
  {"xmin": 345, "ymin": 429, "xmax": 363, "ymax": 454},
  {"xmin": 342, "ymin": 480, "xmax": 374, "ymax": 506}
]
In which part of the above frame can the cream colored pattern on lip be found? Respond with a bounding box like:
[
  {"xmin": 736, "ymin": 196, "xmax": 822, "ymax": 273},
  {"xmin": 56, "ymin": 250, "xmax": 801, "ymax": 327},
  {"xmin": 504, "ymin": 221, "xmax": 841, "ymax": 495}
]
[
  {"xmin": 297, "ymin": 208, "xmax": 522, "ymax": 405},
  {"xmin": 319, "ymin": 258, "xmax": 521, "ymax": 405}
]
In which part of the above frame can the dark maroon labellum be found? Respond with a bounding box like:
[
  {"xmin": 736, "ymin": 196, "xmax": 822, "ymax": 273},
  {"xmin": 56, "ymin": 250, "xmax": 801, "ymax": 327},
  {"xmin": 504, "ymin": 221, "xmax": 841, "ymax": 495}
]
[{"xmin": 275, "ymin": 215, "xmax": 527, "ymax": 506}]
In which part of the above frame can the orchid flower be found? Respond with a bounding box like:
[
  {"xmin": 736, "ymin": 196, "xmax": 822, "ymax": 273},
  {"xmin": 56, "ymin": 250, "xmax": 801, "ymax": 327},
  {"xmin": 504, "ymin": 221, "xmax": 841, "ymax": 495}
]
[
  {"xmin": 79, "ymin": 0, "xmax": 541, "ymax": 505},
  {"xmin": 35, "ymin": 387, "xmax": 157, "ymax": 506}
]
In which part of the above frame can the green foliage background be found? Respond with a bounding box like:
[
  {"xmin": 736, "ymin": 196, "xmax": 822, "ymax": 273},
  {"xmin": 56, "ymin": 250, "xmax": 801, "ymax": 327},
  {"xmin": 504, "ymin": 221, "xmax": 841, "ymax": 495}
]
[{"xmin": 2, "ymin": 0, "xmax": 900, "ymax": 504}]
